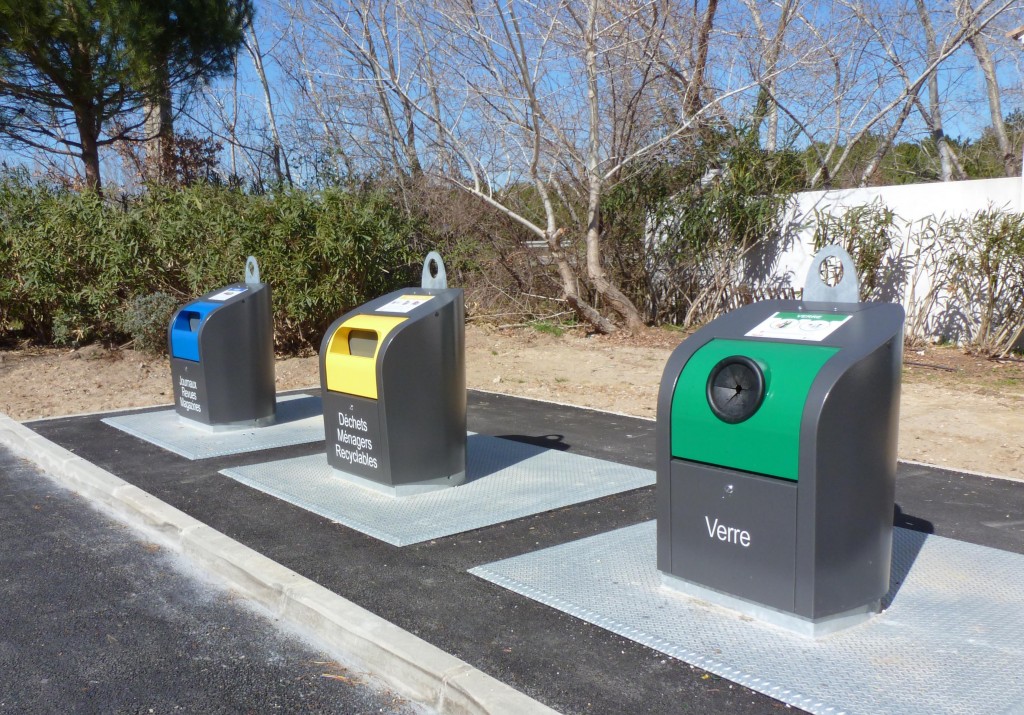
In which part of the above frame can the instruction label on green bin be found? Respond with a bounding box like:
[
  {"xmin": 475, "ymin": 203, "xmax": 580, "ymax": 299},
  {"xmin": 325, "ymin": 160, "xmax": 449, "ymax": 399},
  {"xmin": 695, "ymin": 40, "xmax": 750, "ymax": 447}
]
[{"xmin": 744, "ymin": 311, "xmax": 850, "ymax": 342}]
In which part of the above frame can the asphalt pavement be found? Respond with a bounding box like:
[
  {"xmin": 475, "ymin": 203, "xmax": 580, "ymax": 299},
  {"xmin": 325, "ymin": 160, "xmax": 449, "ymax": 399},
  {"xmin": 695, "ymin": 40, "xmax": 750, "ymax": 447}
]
[
  {"xmin": 15, "ymin": 389, "xmax": 1024, "ymax": 714},
  {"xmin": 0, "ymin": 447, "xmax": 428, "ymax": 715}
]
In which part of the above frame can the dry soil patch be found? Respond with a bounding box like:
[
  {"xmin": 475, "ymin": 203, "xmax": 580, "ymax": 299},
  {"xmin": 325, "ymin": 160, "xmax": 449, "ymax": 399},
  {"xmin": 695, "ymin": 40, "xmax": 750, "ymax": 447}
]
[{"xmin": 1, "ymin": 324, "xmax": 1021, "ymax": 479}]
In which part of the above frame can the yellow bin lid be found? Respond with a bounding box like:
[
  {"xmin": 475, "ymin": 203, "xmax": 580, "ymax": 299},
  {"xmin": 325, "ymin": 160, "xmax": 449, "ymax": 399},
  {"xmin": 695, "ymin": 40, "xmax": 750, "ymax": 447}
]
[{"xmin": 323, "ymin": 314, "xmax": 407, "ymax": 399}]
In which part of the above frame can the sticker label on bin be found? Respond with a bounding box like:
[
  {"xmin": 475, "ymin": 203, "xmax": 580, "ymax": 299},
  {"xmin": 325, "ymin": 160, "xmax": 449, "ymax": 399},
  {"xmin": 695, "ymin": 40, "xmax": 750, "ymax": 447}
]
[
  {"xmin": 177, "ymin": 374, "xmax": 203, "ymax": 415},
  {"xmin": 744, "ymin": 311, "xmax": 851, "ymax": 342},
  {"xmin": 208, "ymin": 286, "xmax": 247, "ymax": 302},
  {"xmin": 376, "ymin": 294, "xmax": 434, "ymax": 314}
]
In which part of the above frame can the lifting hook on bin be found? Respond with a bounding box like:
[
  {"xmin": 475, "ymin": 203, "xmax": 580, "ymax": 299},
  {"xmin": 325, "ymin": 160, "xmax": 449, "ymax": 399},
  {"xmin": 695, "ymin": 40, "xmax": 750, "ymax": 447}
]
[
  {"xmin": 421, "ymin": 251, "xmax": 448, "ymax": 290},
  {"xmin": 245, "ymin": 256, "xmax": 261, "ymax": 285},
  {"xmin": 802, "ymin": 245, "xmax": 859, "ymax": 304}
]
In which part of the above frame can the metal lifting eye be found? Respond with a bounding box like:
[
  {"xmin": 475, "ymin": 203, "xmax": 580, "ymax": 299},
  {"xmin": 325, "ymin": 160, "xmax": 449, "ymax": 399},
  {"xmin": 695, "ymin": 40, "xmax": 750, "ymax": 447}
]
[{"xmin": 706, "ymin": 356, "xmax": 766, "ymax": 424}]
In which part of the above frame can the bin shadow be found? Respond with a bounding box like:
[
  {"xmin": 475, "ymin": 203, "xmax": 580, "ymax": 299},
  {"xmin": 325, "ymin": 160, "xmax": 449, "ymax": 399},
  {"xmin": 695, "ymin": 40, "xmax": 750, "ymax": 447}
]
[
  {"xmin": 465, "ymin": 433, "xmax": 570, "ymax": 483},
  {"xmin": 494, "ymin": 433, "xmax": 570, "ymax": 452},
  {"xmin": 881, "ymin": 504, "xmax": 935, "ymax": 609},
  {"xmin": 273, "ymin": 395, "xmax": 324, "ymax": 424}
]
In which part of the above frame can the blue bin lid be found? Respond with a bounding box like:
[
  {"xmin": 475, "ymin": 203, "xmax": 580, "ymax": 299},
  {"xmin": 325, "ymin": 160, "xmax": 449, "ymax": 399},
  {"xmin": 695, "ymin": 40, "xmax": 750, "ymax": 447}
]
[{"xmin": 169, "ymin": 301, "xmax": 222, "ymax": 362}]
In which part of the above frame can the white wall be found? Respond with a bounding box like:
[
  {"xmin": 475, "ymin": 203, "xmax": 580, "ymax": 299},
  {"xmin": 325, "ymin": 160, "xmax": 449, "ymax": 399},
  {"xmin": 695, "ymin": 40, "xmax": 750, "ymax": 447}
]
[
  {"xmin": 649, "ymin": 174, "xmax": 1023, "ymax": 343},
  {"xmin": 774, "ymin": 177, "xmax": 1022, "ymax": 295}
]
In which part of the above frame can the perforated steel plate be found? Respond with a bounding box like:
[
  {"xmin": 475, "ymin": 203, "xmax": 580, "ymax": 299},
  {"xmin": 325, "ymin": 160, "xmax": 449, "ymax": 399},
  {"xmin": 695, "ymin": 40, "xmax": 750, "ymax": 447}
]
[
  {"xmin": 102, "ymin": 394, "xmax": 324, "ymax": 460},
  {"xmin": 220, "ymin": 435, "xmax": 653, "ymax": 546},
  {"xmin": 471, "ymin": 522, "xmax": 1024, "ymax": 715}
]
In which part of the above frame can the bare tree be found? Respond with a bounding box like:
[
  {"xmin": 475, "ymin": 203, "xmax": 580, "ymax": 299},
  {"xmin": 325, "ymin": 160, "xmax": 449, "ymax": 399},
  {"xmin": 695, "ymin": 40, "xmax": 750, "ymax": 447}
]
[
  {"xmin": 275, "ymin": 0, "xmax": 756, "ymax": 331},
  {"xmin": 683, "ymin": 0, "xmax": 720, "ymax": 120},
  {"xmin": 743, "ymin": 0, "xmax": 800, "ymax": 152},
  {"xmin": 244, "ymin": 22, "xmax": 293, "ymax": 185},
  {"xmin": 273, "ymin": 0, "xmax": 431, "ymax": 204},
  {"xmin": 956, "ymin": 0, "xmax": 1016, "ymax": 176},
  {"xmin": 915, "ymin": 0, "xmax": 967, "ymax": 181},
  {"xmin": 790, "ymin": 0, "xmax": 1017, "ymax": 187}
]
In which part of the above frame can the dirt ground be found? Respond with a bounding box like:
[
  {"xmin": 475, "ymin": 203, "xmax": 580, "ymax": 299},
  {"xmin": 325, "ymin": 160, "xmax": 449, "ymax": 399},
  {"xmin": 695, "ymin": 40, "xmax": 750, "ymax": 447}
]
[{"xmin": 1, "ymin": 323, "xmax": 1022, "ymax": 480}]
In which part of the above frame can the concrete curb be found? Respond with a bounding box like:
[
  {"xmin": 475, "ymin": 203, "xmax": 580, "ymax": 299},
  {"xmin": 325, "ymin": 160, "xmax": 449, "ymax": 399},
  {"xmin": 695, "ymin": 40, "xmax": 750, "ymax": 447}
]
[{"xmin": 0, "ymin": 414, "xmax": 559, "ymax": 715}]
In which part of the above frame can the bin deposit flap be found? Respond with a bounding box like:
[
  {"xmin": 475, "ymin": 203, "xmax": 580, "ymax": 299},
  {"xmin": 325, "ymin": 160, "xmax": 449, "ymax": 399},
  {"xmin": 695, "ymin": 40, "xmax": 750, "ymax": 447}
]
[
  {"xmin": 323, "ymin": 314, "xmax": 407, "ymax": 399},
  {"xmin": 170, "ymin": 301, "xmax": 221, "ymax": 362}
]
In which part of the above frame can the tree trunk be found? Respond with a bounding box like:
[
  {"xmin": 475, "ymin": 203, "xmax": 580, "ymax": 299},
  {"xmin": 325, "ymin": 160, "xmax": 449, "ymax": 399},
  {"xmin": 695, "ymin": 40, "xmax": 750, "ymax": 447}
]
[
  {"xmin": 143, "ymin": 75, "xmax": 173, "ymax": 184},
  {"xmin": 957, "ymin": 0, "xmax": 1014, "ymax": 176},
  {"xmin": 859, "ymin": 94, "xmax": 917, "ymax": 186},
  {"xmin": 915, "ymin": 0, "xmax": 966, "ymax": 181},
  {"xmin": 246, "ymin": 26, "xmax": 292, "ymax": 185},
  {"xmin": 583, "ymin": 0, "xmax": 644, "ymax": 331},
  {"xmin": 683, "ymin": 0, "xmax": 719, "ymax": 119},
  {"xmin": 548, "ymin": 229, "xmax": 617, "ymax": 333},
  {"xmin": 746, "ymin": 0, "xmax": 797, "ymax": 152},
  {"xmin": 75, "ymin": 109, "xmax": 102, "ymax": 193}
]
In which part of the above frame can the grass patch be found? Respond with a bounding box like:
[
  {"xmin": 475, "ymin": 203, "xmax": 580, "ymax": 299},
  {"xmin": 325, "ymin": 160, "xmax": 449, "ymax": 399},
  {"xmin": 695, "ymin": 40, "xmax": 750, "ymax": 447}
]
[{"xmin": 530, "ymin": 320, "xmax": 565, "ymax": 337}]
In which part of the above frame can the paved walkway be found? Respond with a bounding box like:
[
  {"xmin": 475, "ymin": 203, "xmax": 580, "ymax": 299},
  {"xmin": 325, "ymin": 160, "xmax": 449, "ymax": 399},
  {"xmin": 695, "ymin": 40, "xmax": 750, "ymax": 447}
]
[{"xmin": 0, "ymin": 448, "xmax": 427, "ymax": 715}]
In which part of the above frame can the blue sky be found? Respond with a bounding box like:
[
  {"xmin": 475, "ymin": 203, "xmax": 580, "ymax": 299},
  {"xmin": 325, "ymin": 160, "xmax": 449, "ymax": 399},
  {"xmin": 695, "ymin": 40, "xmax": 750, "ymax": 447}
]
[{"xmin": 1, "ymin": 0, "xmax": 1022, "ymax": 186}]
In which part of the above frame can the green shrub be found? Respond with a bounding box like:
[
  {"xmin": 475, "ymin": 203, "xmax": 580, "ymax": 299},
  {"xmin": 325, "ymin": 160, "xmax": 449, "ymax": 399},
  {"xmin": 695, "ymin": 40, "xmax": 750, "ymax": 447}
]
[
  {"xmin": 944, "ymin": 209, "xmax": 1024, "ymax": 356},
  {"xmin": 119, "ymin": 292, "xmax": 179, "ymax": 354},
  {"xmin": 529, "ymin": 320, "xmax": 565, "ymax": 337},
  {"xmin": 637, "ymin": 133, "xmax": 805, "ymax": 326},
  {"xmin": 819, "ymin": 204, "xmax": 1024, "ymax": 356},
  {"xmin": 0, "ymin": 175, "xmax": 421, "ymax": 353},
  {"xmin": 0, "ymin": 177, "xmax": 144, "ymax": 344}
]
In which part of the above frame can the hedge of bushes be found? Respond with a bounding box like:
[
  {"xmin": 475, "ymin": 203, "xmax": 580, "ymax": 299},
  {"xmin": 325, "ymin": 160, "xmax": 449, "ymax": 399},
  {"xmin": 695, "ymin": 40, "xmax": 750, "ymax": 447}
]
[{"xmin": 0, "ymin": 175, "xmax": 423, "ymax": 352}]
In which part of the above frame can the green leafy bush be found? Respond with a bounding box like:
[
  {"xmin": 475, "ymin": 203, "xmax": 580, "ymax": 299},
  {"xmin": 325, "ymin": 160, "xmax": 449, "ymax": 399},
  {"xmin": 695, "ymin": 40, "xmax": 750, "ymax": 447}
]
[
  {"xmin": 634, "ymin": 132, "xmax": 805, "ymax": 326},
  {"xmin": 814, "ymin": 202, "xmax": 1024, "ymax": 356},
  {"xmin": 0, "ymin": 174, "xmax": 420, "ymax": 352},
  {"xmin": 119, "ymin": 292, "xmax": 179, "ymax": 354},
  {"xmin": 944, "ymin": 210, "xmax": 1024, "ymax": 356},
  {"xmin": 0, "ymin": 176, "xmax": 143, "ymax": 344}
]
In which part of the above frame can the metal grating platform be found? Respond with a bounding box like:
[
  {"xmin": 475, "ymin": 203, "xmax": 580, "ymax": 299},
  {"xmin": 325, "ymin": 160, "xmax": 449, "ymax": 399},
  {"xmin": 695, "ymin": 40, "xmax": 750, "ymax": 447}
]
[
  {"xmin": 102, "ymin": 394, "xmax": 324, "ymax": 460},
  {"xmin": 219, "ymin": 435, "xmax": 654, "ymax": 546},
  {"xmin": 471, "ymin": 521, "xmax": 1024, "ymax": 715}
]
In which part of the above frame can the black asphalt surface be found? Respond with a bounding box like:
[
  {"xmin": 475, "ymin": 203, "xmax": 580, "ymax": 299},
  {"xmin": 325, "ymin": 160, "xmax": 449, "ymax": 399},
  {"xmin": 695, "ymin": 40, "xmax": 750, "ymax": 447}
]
[
  {"xmin": 0, "ymin": 448, "xmax": 426, "ymax": 715},
  {"xmin": 26, "ymin": 389, "xmax": 1024, "ymax": 715}
]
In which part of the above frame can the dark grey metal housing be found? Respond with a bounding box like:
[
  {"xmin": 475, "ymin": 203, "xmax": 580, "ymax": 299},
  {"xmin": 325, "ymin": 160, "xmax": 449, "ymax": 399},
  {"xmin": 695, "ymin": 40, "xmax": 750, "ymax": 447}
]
[
  {"xmin": 319, "ymin": 284, "xmax": 466, "ymax": 493},
  {"xmin": 657, "ymin": 299, "xmax": 904, "ymax": 633},
  {"xmin": 167, "ymin": 282, "xmax": 276, "ymax": 427}
]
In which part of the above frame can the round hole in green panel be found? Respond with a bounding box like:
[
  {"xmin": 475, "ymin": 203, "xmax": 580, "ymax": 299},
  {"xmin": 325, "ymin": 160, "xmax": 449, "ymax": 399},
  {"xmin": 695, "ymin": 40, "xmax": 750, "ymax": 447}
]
[{"xmin": 705, "ymin": 356, "xmax": 766, "ymax": 424}]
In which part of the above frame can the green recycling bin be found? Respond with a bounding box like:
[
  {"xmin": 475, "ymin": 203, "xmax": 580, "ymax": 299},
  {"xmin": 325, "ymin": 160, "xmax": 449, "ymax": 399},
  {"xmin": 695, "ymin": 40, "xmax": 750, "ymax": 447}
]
[
  {"xmin": 657, "ymin": 247, "xmax": 904, "ymax": 635},
  {"xmin": 318, "ymin": 253, "xmax": 466, "ymax": 495}
]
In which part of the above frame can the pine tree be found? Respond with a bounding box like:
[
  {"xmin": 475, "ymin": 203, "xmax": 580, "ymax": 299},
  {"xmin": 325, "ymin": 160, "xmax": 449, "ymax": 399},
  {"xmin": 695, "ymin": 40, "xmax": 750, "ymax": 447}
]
[{"xmin": 0, "ymin": 0, "xmax": 252, "ymax": 192}]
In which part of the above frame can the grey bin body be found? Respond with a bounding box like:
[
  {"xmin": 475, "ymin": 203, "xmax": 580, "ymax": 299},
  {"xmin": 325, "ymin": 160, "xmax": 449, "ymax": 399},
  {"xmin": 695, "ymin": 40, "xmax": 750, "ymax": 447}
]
[
  {"xmin": 318, "ymin": 287, "xmax": 466, "ymax": 491},
  {"xmin": 167, "ymin": 282, "xmax": 276, "ymax": 426},
  {"xmin": 657, "ymin": 299, "xmax": 904, "ymax": 628}
]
